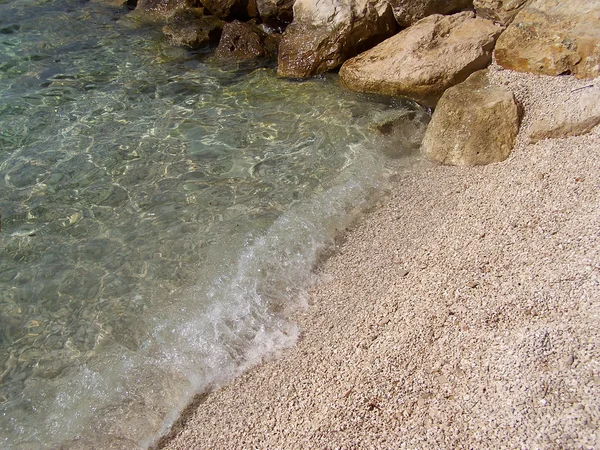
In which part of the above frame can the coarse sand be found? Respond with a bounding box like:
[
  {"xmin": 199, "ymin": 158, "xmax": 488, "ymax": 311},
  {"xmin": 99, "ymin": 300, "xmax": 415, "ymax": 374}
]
[{"xmin": 158, "ymin": 67, "xmax": 600, "ymax": 449}]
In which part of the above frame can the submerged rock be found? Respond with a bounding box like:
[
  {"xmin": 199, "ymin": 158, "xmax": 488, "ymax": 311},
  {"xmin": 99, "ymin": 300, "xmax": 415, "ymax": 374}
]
[
  {"xmin": 473, "ymin": 0, "xmax": 528, "ymax": 26},
  {"xmin": 370, "ymin": 107, "xmax": 431, "ymax": 158},
  {"xmin": 277, "ymin": 0, "xmax": 398, "ymax": 78},
  {"xmin": 136, "ymin": 0, "xmax": 200, "ymax": 15},
  {"xmin": 162, "ymin": 9, "xmax": 224, "ymax": 49},
  {"xmin": 255, "ymin": 0, "xmax": 294, "ymax": 28},
  {"xmin": 201, "ymin": 0, "xmax": 258, "ymax": 21},
  {"xmin": 387, "ymin": 0, "xmax": 473, "ymax": 27},
  {"xmin": 339, "ymin": 12, "xmax": 503, "ymax": 107},
  {"xmin": 494, "ymin": 0, "xmax": 600, "ymax": 78},
  {"xmin": 215, "ymin": 20, "xmax": 280, "ymax": 60},
  {"xmin": 421, "ymin": 69, "xmax": 521, "ymax": 166}
]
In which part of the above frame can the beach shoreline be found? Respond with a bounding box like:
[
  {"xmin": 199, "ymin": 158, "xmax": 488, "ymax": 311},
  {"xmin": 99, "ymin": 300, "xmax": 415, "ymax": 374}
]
[{"xmin": 158, "ymin": 68, "xmax": 600, "ymax": 449}]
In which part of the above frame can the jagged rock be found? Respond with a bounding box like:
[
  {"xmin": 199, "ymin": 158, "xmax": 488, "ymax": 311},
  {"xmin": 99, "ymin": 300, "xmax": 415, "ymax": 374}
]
[
  {"xmin": 255, "ymin": 0, "xmax": 294, "ymax": 28},
  {"xmin": 136, "ymin": 0, "xmax": 200, "ymax": 15},
  {"xmin": 473, "ymin": 0, "xmax": 528, "ymax": 26},
  {"xmin": 339, "ymin": 12, "xmax": 503, "ymax": 107},
  {"xmin": 215, "ymin": 20, "xmax": 280, "ymax": 60},
  {"xmin": 277, "ymin": 0, "xmax": 398, "ymax": 78},
  {"xmin": 494, "ymin": 0, "xmax": 600, "ymax": 78},
  {"xmin": 529, "ymin": 86, "xmax": 600, "ymax": 143},
  {"xmin": 201, "ymin": 0, "xmax": 258, "ymax": 21},
  {"xmin": 387, "ymin": 0, "xmax": 473, "ymax": 27},
  {"xmin": 162, "ymin": 9, "xmax": 224, "ymax": 48},
  {"xmin": 421, "ymin": 70, "xmax": 521, "ymax": 166}
]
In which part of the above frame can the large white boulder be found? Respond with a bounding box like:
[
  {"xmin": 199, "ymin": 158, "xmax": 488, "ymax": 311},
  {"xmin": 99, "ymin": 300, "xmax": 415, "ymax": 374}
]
[{"xmin": 339, "ymin": 12, "xmax": 503, "ymax": 107}]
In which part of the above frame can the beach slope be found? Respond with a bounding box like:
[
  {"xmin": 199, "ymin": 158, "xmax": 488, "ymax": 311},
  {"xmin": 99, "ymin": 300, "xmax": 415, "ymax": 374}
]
[{"xmin": 161, "ymin": 68, "xmax": 600, "ymax": 449}]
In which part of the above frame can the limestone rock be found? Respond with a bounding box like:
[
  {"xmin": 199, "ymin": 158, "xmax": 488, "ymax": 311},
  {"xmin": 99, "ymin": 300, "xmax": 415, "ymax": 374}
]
[
  {"xmin": 529, "ymin": 86, "xmax": 600, "ymax": 143},
  {"xmin": 339, "ymin": 12, "xmax": 503, "ymax": 107},
  {"xmin": 277, "ymin": 0, "xmax": 398, "ymax": 78},
  {"xmin": 255, "ymin": 0, "xmax": 294, "ymax": 28},
  {"xmin": 421, "ymin": 70, "xmax": 521, "ymax": 166},
  {"xmin": 201, "ymin": 0, "xmax": 258, "ymax": 21},
  {"xmin": 387, "ymin": 0, "xmax": 473, "ymax": 27},
  {"xmin": 494, "ymin": 0, "xmax": 600, "ymax": 78},
  {"xmin": 473, "ymin": 0, "xmax": 528, "ymax": 26},
  {"xmin": 215, "ymin": 20, "xmax": 280, "ymax": 60},
  {"xmin": 162, "ymin": 9, "xmax": 224, "ymax": 49}
]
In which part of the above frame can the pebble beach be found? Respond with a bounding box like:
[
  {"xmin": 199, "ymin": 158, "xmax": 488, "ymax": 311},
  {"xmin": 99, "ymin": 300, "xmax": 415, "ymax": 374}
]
[{"xmin": 159, "ymin": 67, "xmax": 600, "ymax": 449}]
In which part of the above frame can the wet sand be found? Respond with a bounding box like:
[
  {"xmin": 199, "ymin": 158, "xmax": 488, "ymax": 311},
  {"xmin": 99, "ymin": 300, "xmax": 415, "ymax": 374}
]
[{"xmin": 159, "ymin": 67, "xmax": 600, "ymax": 449}]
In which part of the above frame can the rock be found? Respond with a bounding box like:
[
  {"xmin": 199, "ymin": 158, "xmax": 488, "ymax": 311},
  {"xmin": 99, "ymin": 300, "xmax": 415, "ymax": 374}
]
[
  {"xmin": 473, "ymin": 0, "xmax": 528, "ymax": 26},
  {"xmin": 494, "ymin": 0, "xmax": 600, "ymax": 78},
  {"xmin": 215, "ymin": 20, "xmax": 280, "ymax": 60},
  {"xmin": 136, "ymin": 0, "xmax": 199, "ymax": 15},
  {"xmin": 255, "ymin": 0, "xmax": 294, "ymax": 28},
  {"xmin": 201, "ymin": 0, "xmax": 258, "ymax": 21},
  {"xmin": 370, "ymin": 107, "xmax": 431, "ymax": 156},
  {"xmin": 421, "ymin": 69, "xmax": 522, "ymax": 166},
  {"xmin": 387, "ymin": 0, "xmax": 473, "ymax": 27},
  {"xmin": 529, "ymin": 86, "xmax": 600, "ymax": 143},
  {"xmin": 564, "ymin": 354, "xmax": 575, "ymax": 366},
  {"xmin": 162, "ymin": 9, "xmax": 224, "ymax": 49},
  {"xmin": 277, "ymin": 0, "xmax": 398, "ymax": 78},
  {"xmin": 91, "ymin": 0, "xmax": 131, "ymax": 8},
  {"xmin": 339, "ymin": 12, "xmax": 503, "ymax": 107}
]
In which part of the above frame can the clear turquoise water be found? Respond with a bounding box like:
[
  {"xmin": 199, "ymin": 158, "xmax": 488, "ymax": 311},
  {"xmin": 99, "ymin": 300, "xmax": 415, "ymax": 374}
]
[{"xmin": 0, "ymin": 1, "xmax": 428, "ymax": 447}]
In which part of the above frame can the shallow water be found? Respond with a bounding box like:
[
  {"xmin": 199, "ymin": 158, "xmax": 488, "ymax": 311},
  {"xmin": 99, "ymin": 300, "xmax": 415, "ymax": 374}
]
[{"xmin": 0, "ymin": 1, "xmax": 428, "ymax": 447}]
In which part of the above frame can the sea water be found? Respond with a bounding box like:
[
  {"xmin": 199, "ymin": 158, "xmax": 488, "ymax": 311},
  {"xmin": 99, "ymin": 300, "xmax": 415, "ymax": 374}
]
[{"xmin": 0, "ymin": 0, "xmax": 428, "ymax": 447}]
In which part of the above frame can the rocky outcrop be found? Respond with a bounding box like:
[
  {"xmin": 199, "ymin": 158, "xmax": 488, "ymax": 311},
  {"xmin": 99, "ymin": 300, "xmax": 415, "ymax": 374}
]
[
  {"xmin": 162, "ymin": 9, "xmax": 224, "ymax": 49},
  {"xmin": 528, "ymin": 85, "xmax": 600, "ymax": 143},
  {"xmin": 494, "ymin": 0, "xmax": 600, "ymax": 79},
  {"xmin": 339, "ymin": 12, "xmax": 503, "ymax": 107},
  {"xmin": 277, "ymin": 0, "xmax": 398, "ymax": 78},
  {"xmin": 255, "ymin": 0, "xmax": 294, "ymax": 28},
  {"xmin": 387, "ymin": 0, "xmax": 473, "ymax": 27},
  {"xmin": 421, "ymin": 70, "xmax": 521, "ymax": 166},
  {"xmin": 215, "ymin": 20, "xmax": 280, "ymax": 60},
  {"xmin": 201, "ymin": 0, "xmax": 258, "ymax": 21},
  {"xmin": 473, "ymin": 0, "xmax": 528, "ymax": 26}
]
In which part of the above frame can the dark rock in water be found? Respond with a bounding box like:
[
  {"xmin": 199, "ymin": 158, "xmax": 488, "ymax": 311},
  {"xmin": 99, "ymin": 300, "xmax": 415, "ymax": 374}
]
[
  {"xmin": 370, "ymin": 106, "xmax": 431, "ymax": 158},
  {"xmin": 201, "ymin": 0, "xmax": 258, "ymax": 21},
  {"xmin": 136, "ymin": 0, "xmax": 201, "ymax": 15},
  {"xmin": 162, "ymin": 9, "xmax": 224, "ymax": 49},
  {"xmin": 215, "ymin": 20, "xmax": 280, "ymax": 61},
  {"xmin": 0, "ymin": 24, "xmax": 21, "ymax": 34},
  {"xmin": 255, "ymin": 0, "xmax": 294, "ymax": 28}
]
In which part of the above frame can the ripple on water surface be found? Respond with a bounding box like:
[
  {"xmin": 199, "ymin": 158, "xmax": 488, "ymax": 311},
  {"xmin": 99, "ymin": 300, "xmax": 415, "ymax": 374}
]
[{"xmin": 0, "ymin": 1, "xmax": 429, "ymax": 448}]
